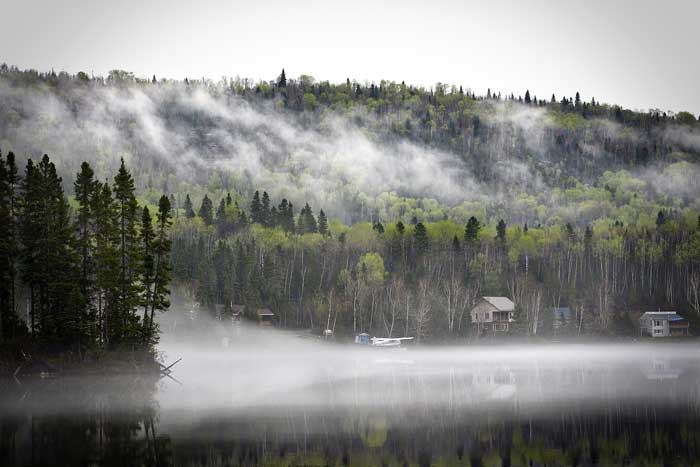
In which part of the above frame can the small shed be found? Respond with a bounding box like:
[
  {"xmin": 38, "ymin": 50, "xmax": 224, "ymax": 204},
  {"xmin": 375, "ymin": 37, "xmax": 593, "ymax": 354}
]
[
  {"xmin": 256, "ymin": 308, "xmax": 275, "ymax": 326},
  {"xmin": 355, "ymin": 333, "xmax": 371, "ymax": 345}
]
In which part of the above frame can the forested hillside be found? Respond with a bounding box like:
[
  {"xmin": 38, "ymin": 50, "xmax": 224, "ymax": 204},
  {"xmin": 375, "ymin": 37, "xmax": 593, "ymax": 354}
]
[{"xmin": 1, "ymin": 65, "xmax": 700, "ymax": 341}]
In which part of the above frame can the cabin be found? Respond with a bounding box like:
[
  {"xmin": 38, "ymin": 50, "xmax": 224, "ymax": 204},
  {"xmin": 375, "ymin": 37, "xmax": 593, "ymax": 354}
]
[
  {"xmin": 639, "ymin": 311, "xmax": 689, "ymax": 337},
  {"xmin": 256, "ymin": 308, "xmax": 275, "ymax": 326},
  {"xmin": 471, "ymin": 297, "xmax": 515, "ymax": 332}
]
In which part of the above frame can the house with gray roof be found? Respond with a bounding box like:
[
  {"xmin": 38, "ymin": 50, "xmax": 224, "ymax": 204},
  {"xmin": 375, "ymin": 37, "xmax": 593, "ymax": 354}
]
[
  {"xmin": 471, "ymin": 297, "xmax": 515, "ymax": 332},
  {"xmin": 639, "ymin": 311, "xmax": 689, "ymax": 337}
]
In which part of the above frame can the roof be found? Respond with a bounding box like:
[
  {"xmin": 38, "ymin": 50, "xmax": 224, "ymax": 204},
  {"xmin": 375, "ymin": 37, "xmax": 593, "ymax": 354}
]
[
  {"xmin": 256, "ymin": 308, "xmax": 274, "ymax": 316},
  {"xmin": 231, "ymin": 304, "xmax": 245, "ymax": 313},
  {"xmin": 641, "ymin": 311, "xmax": 686, "ymax": 321},
  {"xmin": 481, "ymin": 297, "xmax": 515, "ymax": 311}
]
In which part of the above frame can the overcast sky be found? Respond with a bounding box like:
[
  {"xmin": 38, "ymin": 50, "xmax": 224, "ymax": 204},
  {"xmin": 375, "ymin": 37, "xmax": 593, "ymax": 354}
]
[{"xmin": 1, "ymin": 0, "xmax": 699, "ymax": 115}]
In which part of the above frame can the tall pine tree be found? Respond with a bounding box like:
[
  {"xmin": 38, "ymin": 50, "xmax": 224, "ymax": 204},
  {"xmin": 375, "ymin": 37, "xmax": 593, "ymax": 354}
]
[{"xmin": 113, "ymin": 158, "xmax": 142, "ymax": 345}]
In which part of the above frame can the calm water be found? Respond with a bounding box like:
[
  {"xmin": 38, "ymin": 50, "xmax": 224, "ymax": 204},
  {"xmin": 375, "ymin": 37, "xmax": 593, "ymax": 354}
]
[{"xmin": 2, "ymin": 327, "xmax": 700, "ymax": 466}]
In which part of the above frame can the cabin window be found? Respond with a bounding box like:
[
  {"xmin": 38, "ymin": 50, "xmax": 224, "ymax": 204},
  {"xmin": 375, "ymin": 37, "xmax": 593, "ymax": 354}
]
[
  {"xmin": 654, "ymin": 320, "xmax": 662, "ymax": 327},
  {"xmin": 654, "ymin": 329, "xmax": 662, "ymax": 335}
]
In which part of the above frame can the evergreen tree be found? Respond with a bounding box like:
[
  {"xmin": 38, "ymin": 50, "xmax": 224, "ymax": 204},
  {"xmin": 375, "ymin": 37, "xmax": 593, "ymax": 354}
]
[
  {"xmin": 464, "ymin": 216, "xmax": 481, "ymax": 244},
  {"xmin": 20, "ymin": 155, "xmax": 82, "ymax": 343},
  {"xmin": 113, "ymin": 158, "xmax": 142, "ymax": 345},
  {"xmin": 278, "ymin": 68, "xmax": 287, "ymax": 88},
  {"xmin": 318, "ymin": 209, "xmax": 329, "ymax": 236},
  {"xmin": 226, "ymin": 192, "xmax": 232, "ymax": 206},
  {"xmin": 396, "ymin": 221, "xmax": 405, "ymax": 236},
  {"xmin": 496, "ymin": 219, "xmax": 507, "ymax": 243},
  {"xmin": 373, "ymin": 221, "xmax": 384, "ymax": 234},
  {"xmin": 524, "ymin": 90, "xmax": 531, "ymax": 104},
  {"xmin": 74, "ymin": 162, "xmax": 99, "ymax": 346},
  {"xmin": 250, "ymin": 190, "xmax": 263, "ymax": 224},
  {"xmin": 261, "ymin": 191, "xmax": 271, "ymax": 226},
  {"xmin": 414, "ymin": 222, "xmax": 429, "ymax": 254},
  {"xmin": 656, "ymin": 210, "xmax": 666, "ymax": 227},
  {"xmin": 145, "ymin": 195, "xmax": 172, "ymax": 345},
  {"xmin": 199, "ymin": 194, "xmax": 213, "ymax": 225},
  {"xmin": 298, "ymin": 203, "xmax": 318, "ymax": 234},
  {"xmin": 140, "ymin": 206, "xmax": 155, "ymax": 336},
  {"xmin": 92, "ymin": 181, "xmax": 120, "ymax": 347},
  {"xmin": 0, "ymin": 152, "xmax": 20, "ymax": 340},
  {"xmin": 184, "ymin": 194, "xmax": 195, "ymax": 218},
  {"xmin": 215, "ymin": 198, "xmax": 228, "ymax": 236}
]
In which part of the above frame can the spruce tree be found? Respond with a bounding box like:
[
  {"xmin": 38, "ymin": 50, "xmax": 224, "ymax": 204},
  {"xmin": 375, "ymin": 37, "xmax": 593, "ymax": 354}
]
[
  {"xmin": 250, "ymin": 190, "xmax": 263, "ymax": 224},
  {"xmin": 261, "ymin": 191, "xmax": 271, "ymax": 226},
  {"xmin": 464, "ymin": 216, "xmax": 481, "ymax": 244},
  {"xmin": 74, "ymin": 162, "xmax": 99, "ymax": 346},
  {"xmin": 414, "ymin": 222, "xmax": 429, "ymax": 254},
  {"xmin": 0, "ymin": 152, "xmax": 20, "ymax": 339},
  {"xmin": 0, "ymin": 154, "xmax": 15, "ymax": 340},
  {"xmin": 113, "ymin": 158, "xmax": 142, "ymax": 344},
  {"xmin": 216, "ymin": 198, "xmax": 227, "ymax": 236},
  {"xmin": 20, "ymin": 155, "xmax": 82, "ymax": 344},
  {"xmin": 199, "ymin": 194, "xmax": 213, "ymax": 225},
  {"xmin": 299, "ymin": 203, "xmax": 317, "ymax": 234},
  {"xmin": 396, "ymin": 221, "xmax": 405, "ymax": 236},
  {"xmin": 145, "ymin": 195, "xmax": 172, "ymax": 345},
  {"xmin": 496, "ymin": 219, "xmax": 507, "ymax": 243},
  {"xmin": 318, "ymin": 209, "xmax": 329, "ymax": 236},
  {"xmin": 656, "ymin": 210, "xmax": 666, "ymax": 227},
  {"xmin": 140, "ymin": 206, "xmax": 155, "ymax": 333},
  {"xmin": 184, "ymin": 194, "xmax": 195, "ymax": 218},
  {"xmin": 92, "ymin": 181, "xmax": 120, "ymax": 347}
]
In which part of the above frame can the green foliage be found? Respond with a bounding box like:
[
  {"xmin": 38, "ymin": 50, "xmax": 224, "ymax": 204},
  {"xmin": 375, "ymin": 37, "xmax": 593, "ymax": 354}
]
[
  {"xmin": 1, "ymin": 154, "xmax": 173, "ymax": 352},
  {"xmin": 198, "ymin": 194, "xmax": 213, "ymax": 225},
  {"xmin": 414, "ymin": 222, "xmax": 429, "ymax": 254}
]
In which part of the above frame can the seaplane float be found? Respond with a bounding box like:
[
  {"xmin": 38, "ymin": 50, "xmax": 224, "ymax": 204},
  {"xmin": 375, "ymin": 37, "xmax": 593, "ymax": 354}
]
[{"xmin": 354, "ymin": 333, "xmax": 414, "ymax": 349}]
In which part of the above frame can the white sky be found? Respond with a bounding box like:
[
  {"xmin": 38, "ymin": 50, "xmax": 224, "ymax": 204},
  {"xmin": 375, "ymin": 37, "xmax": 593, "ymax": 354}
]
[{"xmin": 1, "ymin": 0, "xmax": 699, "ymax": 115}]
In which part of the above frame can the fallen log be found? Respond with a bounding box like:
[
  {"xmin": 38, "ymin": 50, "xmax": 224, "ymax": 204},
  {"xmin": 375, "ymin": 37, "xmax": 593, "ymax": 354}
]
[{"xmin": 160, "ymin": 357, "xmax": 182, "ymax": 374}]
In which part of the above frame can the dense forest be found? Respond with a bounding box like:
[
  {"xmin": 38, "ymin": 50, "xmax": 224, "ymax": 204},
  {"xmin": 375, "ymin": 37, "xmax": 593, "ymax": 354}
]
[
  {"xmin": 0, "ymin": 151, "xmax": 172, "ymax": 354},
  {"xmin": 1, "ymin": 65, "xmax": 700, "ymax": 342}
]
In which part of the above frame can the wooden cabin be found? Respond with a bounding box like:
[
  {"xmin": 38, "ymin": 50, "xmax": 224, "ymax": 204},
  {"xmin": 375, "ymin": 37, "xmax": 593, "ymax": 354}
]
[
  {"xmin": 470, "ymin": 297, "xmax": 515, "ymax": 332},
  {"xmin": 256, "ymin": 308, "xmax": 275, "ymax": 326}
]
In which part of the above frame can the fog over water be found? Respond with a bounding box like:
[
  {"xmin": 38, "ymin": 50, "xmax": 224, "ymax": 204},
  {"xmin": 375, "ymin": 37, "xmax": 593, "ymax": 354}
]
[
  {"xmin": 3, "ymin": 319, "xmax": 700, "ymax": 465},
  {"xmin": 157, "ymin": 325, "xmax": 700, "ymax": 417}
]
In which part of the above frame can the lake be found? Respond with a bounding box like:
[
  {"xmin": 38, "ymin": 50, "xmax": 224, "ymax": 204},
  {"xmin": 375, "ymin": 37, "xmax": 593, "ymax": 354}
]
[{"xmin": 2, "ymin": 326, "xmax": 700, "ymax": 466}]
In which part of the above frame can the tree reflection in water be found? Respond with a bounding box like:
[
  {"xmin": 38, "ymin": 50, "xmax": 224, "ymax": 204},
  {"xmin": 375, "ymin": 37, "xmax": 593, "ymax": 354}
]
[{"xmin": 2, "ymin": 344, "xmax": 700, "ymax": 466}]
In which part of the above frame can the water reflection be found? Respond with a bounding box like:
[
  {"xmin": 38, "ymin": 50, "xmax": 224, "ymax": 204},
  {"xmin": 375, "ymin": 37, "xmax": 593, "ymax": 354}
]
[{"xmin": 2, "ymin": 334, "xmax": 700, "ymax": 466}]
